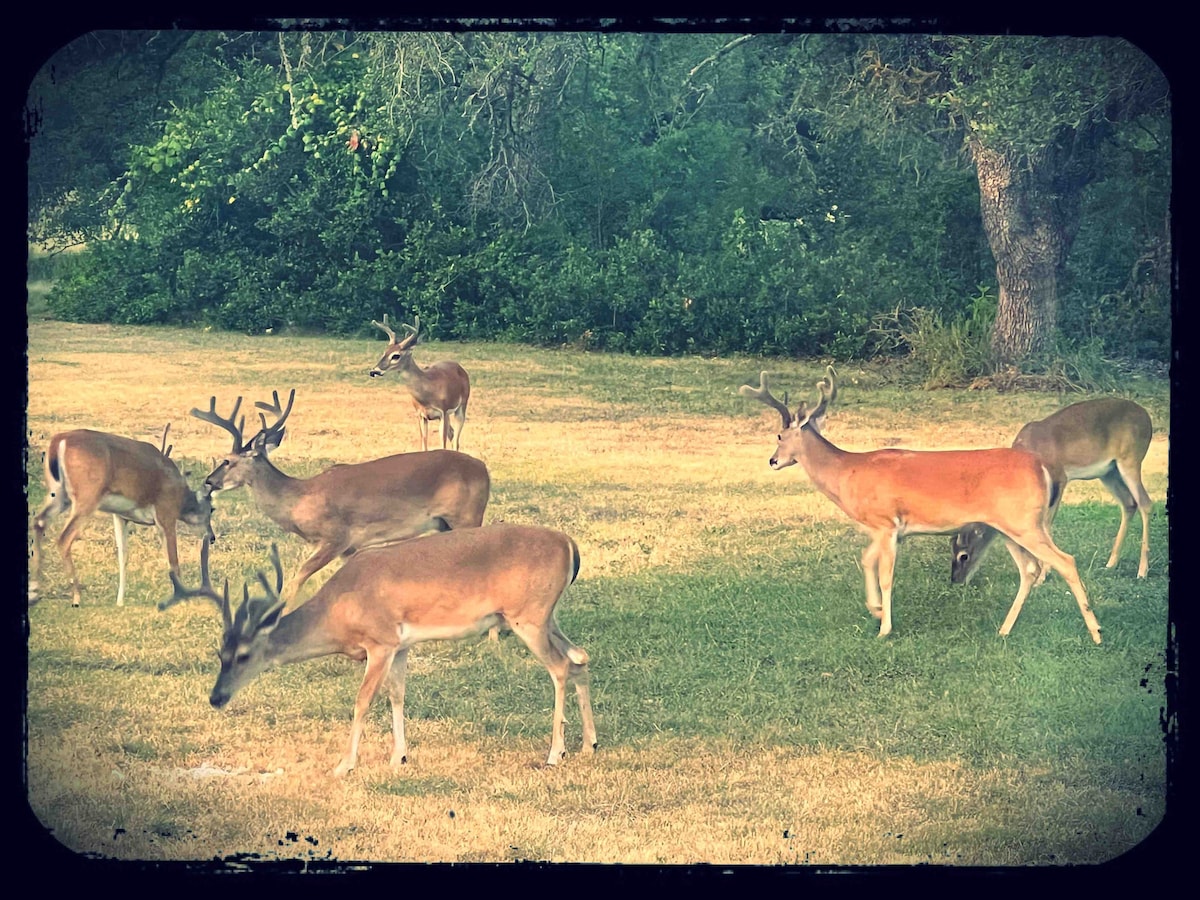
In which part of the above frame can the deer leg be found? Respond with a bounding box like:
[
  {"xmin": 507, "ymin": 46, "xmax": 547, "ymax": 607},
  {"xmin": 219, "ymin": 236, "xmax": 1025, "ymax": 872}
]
[
  {"xmin": 874, "ymin": 531, "xmax": 899, "ymax": 638},
  {"xmin": 1109, "ymin": 463, "xmax": 1152, "ymax": 578},
  {"xmin": 438, "ymin": 412, "xmax": 450, "ymax": 450},
  {"xmin": 998, "ymin": 539, "xmax": 1040, "ymax": 637},
  {"xmin": 451, "ymin": 406, "xmax": 466, "ymax": 452},
  {"xmin": 55, "ymin": 512, "xmax": 91, "ymax": 607},
  {"xmin": 861, "ymin": 539, "xmax": 883, "ymax": 621},
  {"xmin": 554, "ymin": 624, "xmax": 597, "ymax": 756},
  {"xmin": 334, "ymin": 647, "xmax": 396, "ymax": 777},
  {"xmin": 114, "ymin": 515, "xmax": 130, "ymax": 606},
  {"xmin": 385, "ymin": 649, "xmax": 410, "ymax": 767},
  {"xmin": 1030, "ymin": 485, "xmax": 1067, "ymax": 587},
  {"xmin": 508, "ymin": 619, "xmax": 575, "ymax": 765},
  {"xmin": 282, "ymin": 543, "xmax": 343, "ymax": 606},
  {"xmin": 1016, "ymin": 532, "xmax": 1102, "ymax": 645},
  {"xmin": 1097, "ymin": 469, "xmax": 1136, "ymax": 572},
  {"xmin": 417, "ymin": 413, "xmax": 430, "ymax": 452}
]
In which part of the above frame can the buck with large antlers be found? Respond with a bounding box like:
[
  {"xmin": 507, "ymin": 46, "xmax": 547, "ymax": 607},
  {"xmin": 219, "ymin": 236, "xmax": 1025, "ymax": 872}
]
[
  {"xmin": 30, "ymin": 425, "xmax": 213, "ymax": 606},
  {"xmin": 192, "ymin": 389, "xmax": 490, "ymax": 606},
  {"xmin": 369, "ymin": 314, "xmax": 471, "ymax": 452},
  {"xmin": 740, "ymin": 367, "xmax": 1103, "ymax": 644},
  {"xmin": 162, "ymin": 527, "xmax": 596, "ymax": 776},
  {"xmin": 951, "ymin": 398, "xmax": 1154, "ymax": 585}
]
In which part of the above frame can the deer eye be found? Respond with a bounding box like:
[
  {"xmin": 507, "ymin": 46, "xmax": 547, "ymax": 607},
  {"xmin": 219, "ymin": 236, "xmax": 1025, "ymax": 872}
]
[{"xmin": 390, "ymin": 353, "xmax": 402, "ymax": 361}]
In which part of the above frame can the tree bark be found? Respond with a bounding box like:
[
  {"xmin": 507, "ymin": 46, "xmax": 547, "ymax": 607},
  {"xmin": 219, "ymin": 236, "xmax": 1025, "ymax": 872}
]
[{"xmin": 970, "ymin": 138, "xmax": 1073, "ymax": 365}]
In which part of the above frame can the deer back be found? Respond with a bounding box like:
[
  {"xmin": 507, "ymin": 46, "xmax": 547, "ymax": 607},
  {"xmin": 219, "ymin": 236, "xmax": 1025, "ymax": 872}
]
[
  {"xmin": 825, "ymin": 445, "xmax": 1052, "ymax": 535},
  {"xmin": 283, "ymin": 449, "xmax": 490, "ymax": 546},
  {"xmin": 310, "ymin": 524, "xmax": 579, "ymax": 638},
  {"xmin": 52, "ymin": 430, "xmax": 190, "ymax": 513},
  {"xmin": 1012, "ymin": 398, "xmax": 1153, "ymax": 479}
]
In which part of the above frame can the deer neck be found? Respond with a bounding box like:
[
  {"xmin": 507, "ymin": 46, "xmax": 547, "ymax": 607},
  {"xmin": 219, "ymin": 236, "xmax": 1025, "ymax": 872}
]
[
  {"xmin": 246, "ymin": 459, "xmax": 307, "ymax": 533},
  {"xmin": 794, "ymin": 426, "xmax": 855, "ymax": 510},
  {"xmin": 265, "ymin": 599, "xmax": 346, "ymax": 666},
  {"xmin": 395, "ymin": 354, "xmax": 430, "ymax": 385}
]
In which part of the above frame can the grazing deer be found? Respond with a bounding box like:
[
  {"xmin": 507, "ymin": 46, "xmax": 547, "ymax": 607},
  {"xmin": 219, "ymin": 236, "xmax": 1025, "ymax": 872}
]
[
  {"xmin": 192, "ymin": 389, "xmax": 491, "ymax": 607},
  {"xmin": 369, "ymin": 314, "xmax": 471, "ymax": 452},
  {"xmin": 29, "ymin": 425, "xmax": 213, "ymax": 606},
  {"xmin": 162, "ymin": 527, "xmax": 596, "ymax": 776},
  {"xmin": 740, "ymin": 367, "xmax": 1103, "ymax": 644},
  {"xmin": 951, "ymin": 398, "xmax": 1154, "ymax": 585}
]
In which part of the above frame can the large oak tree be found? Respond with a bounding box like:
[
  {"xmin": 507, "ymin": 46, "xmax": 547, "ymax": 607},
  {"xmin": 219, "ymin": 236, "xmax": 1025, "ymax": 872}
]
[{"xmin": 848, "ymin": 35, "xmax": 1169, "ymax": 363}]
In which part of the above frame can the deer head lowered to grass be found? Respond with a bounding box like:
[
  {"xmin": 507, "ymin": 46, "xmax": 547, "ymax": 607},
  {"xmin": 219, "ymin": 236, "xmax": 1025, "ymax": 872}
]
[
  {"xmin": 30, "ymin": 423, "xmax": 214, "ymax": 607},
  {"xmin": 161, "ymin": 527, "xmax": 597, "ymax": 777},
  {"xmin": 369, "ymin": 314, "xmax": 471, "ymax": 452}
]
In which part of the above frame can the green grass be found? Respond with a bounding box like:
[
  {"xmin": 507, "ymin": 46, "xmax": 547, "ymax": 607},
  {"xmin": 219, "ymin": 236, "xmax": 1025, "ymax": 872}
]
[{"xmin": 24, "ymin": 320, "xmax": 1171, "ymax": 866}]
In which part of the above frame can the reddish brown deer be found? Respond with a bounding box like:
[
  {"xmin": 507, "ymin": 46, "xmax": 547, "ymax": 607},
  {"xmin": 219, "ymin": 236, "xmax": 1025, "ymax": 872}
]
[
  {"xmin": 162, "ymin": 527, "xmax": 596, "ymax": 776},
  {"xmin": 368, "ymin": 314, "xmax": 471, "ymax": 451},
  {"xmin": 30, "ymin": 425, "xmax": 213, "ymax": 606},
  {"xmin": 192, "ymin": 389, "xmax": 490, "ymax": 606},
  {"xmin": 740, "ymin": 367, "xmax": 1102, "ymax": 643},
  {"xmin": 951, "ymin": 398, "xmax": 1153, "ymax": 585}
]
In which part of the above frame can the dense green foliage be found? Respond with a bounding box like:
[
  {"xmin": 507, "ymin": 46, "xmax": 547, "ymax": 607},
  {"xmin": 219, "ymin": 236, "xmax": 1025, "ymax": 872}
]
[{"xmin": 27, "ymin": 30, "xmax": 1170, "ymax": 367}]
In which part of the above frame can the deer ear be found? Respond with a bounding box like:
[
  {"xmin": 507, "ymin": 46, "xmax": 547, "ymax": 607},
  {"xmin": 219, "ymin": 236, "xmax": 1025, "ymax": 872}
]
[{"xmin": 257, "ymin": 600, "xmax": 286, "ymax": 632}]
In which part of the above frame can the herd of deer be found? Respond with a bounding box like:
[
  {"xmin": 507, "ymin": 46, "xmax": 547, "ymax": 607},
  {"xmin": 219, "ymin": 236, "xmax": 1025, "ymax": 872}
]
[{"xmin": 27, "ymin": 316, "xmax": 1156, "ymax": 776}]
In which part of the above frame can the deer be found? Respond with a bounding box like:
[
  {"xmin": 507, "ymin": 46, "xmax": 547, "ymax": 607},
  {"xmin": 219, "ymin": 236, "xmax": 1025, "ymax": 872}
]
[
  {"xmin": 191, "ymin": 389, "xmax": 491, "ymax": 608},
  {"xmin": 29, "ymin": 424, "xmax": 214, "ymax": 607},
  {"xmin": 950, "ymin": 398, "xmax": 1154, "ymax": 586},
  {"xmin": 368, "ymin": 314, "xmax": 471, "ymax": 452},
  {"xmin": 161, "ymin": 526, "xmax": 597, "ymax": 777},
  {"xmin": 740, "ymin": 367, "xmax": 1103, "ymax": 644}
]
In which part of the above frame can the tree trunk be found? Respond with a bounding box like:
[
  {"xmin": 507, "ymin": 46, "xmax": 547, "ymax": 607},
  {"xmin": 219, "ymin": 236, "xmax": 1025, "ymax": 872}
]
[{"xmin": 970, "ymin": 138, "xmax": 1073, "ymax": 365}]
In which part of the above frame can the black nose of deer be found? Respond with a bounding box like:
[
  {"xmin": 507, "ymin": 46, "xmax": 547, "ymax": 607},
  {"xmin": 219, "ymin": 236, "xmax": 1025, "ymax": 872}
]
[
  {"xmin": 210, "ymin": 691, "xmax": 230, "ymax": 709},
  {"xmin": 369, "ymin": 369, "xmax": 383, "ymax": 377}
]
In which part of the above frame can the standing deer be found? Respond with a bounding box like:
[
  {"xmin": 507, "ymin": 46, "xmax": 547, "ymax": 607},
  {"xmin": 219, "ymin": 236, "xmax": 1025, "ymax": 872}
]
[
  {"xmin": 368, "ymin": 314, "xmax": 471, "ymax": 452},
  {"xmin": 192, "ymin": 389, "xmax": 491, "ymax": 606},
  {"xmin": 162, "ymin": 526, "xmax": 596, "ymax": 776},
  {"xmin": 951, "ymin": 398, "xmax": 1154, "ymax": 584},
  {"xmin": 740, "ymin": 367, "xmax": 1103, "ymax": 644},
  {"xmin": 30, "ymin": 424, "xmax": 213, "ymax": 606}
]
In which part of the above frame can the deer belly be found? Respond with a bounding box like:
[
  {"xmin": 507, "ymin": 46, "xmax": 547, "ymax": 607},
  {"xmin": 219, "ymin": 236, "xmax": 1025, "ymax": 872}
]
[
  {"xmin": 1064, "ymin": 460, "xmax": 1116, "ymax": 480},
  {"xmin": 396, "ymin": 615, "xmax": 503, "ymax": 647},
  {"xmin": 98, "ymin": 494, "xmax": 156, "ymax": 526}
]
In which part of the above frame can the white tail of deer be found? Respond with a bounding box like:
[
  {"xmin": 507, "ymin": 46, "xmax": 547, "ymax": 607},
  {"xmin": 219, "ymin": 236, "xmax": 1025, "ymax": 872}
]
[
  {"xmin": 740, "ymin": 367, "xmax": 1102, "ymax": 644},
  {"xmin": 162, "ymin": 527, "xmax": 596, "ymax": 776},
  {"xmin": 951, "ymin": 398, "xmax": 1153, "ymax": 585},
  {"xmin": 30, "ymin": 426, "xmax": 214, "ymax": 606},
  {"xmin": 369, "ymin": 314, "xmax": 471, "ymax": 452},
  {"xmin": 191, "ymin": 389, "xmax": 491, "ymax": 607}
]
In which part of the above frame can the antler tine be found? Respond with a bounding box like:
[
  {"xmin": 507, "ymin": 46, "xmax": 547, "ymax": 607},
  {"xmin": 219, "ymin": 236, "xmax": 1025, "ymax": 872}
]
[
  {"xmin": 809, "ymin": 365, "xmax": 838, "ymax": 421},
  {"xmin": 371, "ymin": 314, "xmax": 397, "ymax": 343},
  {"xmin": 159, "ymin": 535, "xmax": 231, "ymax": 630},
  {"xmin": 191, "ymin": 395, "xmax": 247, "ymax": 453},
  {"xmin": 392, "ymin": 313, "xmax": 419, "ymax": 350},
  {"xmin": 159, "ymin": 423, "xmax": 173, "ymax": 458},
  {"xmin": 250, "ymin": 388, "xmax": 296, "ymax": 446},
  {"xmin": 254, "ymin": 543, "xmax": 285, "ymax": 601},
  {"xmin": 738, "ymin": 371, "xmax": 793, "ymax": 429}
]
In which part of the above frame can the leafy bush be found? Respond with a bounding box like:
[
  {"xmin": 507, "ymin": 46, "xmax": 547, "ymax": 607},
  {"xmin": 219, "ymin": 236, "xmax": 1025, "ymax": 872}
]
[{"xmin": 868, "ymin": 285, "xmax": 998, "ymax": 387}]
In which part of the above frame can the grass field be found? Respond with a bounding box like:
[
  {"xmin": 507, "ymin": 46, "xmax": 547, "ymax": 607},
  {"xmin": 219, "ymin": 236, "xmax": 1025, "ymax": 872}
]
[{"xmin": 23, "ymin": 320, "xmax": 1172, "ymax": 869}]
